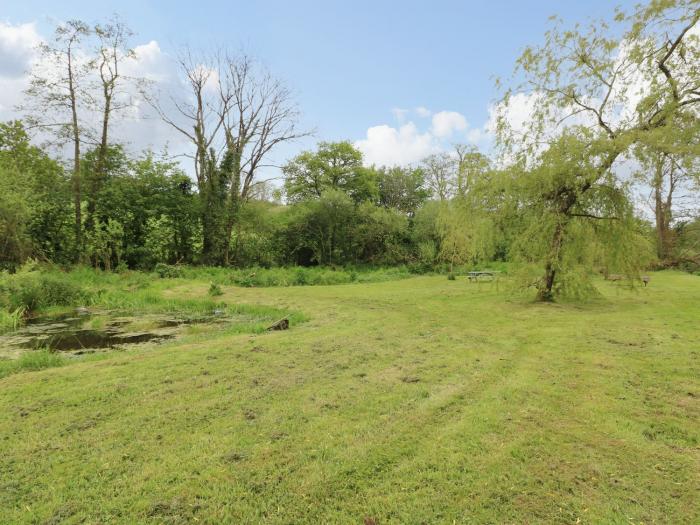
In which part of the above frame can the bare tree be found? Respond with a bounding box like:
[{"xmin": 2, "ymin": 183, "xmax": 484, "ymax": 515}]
[
  {"xmin": 86, "ymin": 16, "xmax": 136, "ymax": 230},
  {"xmin": 636, "ymin": 146, "xmax": 700, "ymax": 261},
  {"xmin": 145, "ymin": 49, "xmax": 231, "ymax": 262},
  {"xmin": 219, "ymin": 53, "xmax": 307, "ymax": 264},
  {"xmin": 421, "ymin": 153, "xmax": 457, "ymax": 201},
  {"xmin": 148, "ymin": 49, "xmax": 307, "ymax": 264},
  {"xmin": 147, "ymin": 49, "xmax": 226, "ymax": 186},
  {"xmin": 454, "ymin": 144, "xmax": 491, "ymax": 197},
  {"xmin": 23, "ymin": 20, "xmax": 92, "ymax": 254}
]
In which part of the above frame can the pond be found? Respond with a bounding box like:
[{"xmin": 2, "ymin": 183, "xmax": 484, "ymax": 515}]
[{"xmin": 0, "ymin": 309, "xmax": 227, "ymax": 357}]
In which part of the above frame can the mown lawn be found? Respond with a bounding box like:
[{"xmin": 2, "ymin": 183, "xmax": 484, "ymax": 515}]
[{"xmin": 0, "ymin": 272, "xmax": 698, "ymax": 524}]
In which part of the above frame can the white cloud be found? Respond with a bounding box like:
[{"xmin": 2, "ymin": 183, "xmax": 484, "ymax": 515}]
[
  {"xmin": 355, "ymin": 122, "xmax": 439, "ymax": 166},
  {"xmin": 0, "ymin": 22, "xmax": 41, "ymax": 122},
  {"xmin": 430, "ymin": 110, "xmax": 468, "ymax": 138},
  {"xmin": 0, "ymin": 76, "xmax": 31, "ymax": 121},
  {"xmin": 126, "ymin": 41, "xmax": 172, "ymax": 82},
  {"xmin": 391, "ymin": 107, "xmax": 409, "ymax": 123},
  {"xmin": 484, "ymin": 92, "xmax": 540, "ymax": 138},
  {"xmin": 466, "ymin": 128, "xmax": 484, "ymax": 144},
  {"xmin": 0, "ymin": 21, "xmax": 41, "ymax": 78},
  {"xmin": 356, "ymin": 107, "xmax": 490, "ymax": 166}
]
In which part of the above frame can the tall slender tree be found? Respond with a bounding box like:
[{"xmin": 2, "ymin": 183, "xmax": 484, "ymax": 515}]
[
  {"xmin": 24, "ymin": 20, "xmax": 92, "ymax": 255},
  {"xmin": 86, "ymin": 16, "xmax": 136, "ymax": 231}
]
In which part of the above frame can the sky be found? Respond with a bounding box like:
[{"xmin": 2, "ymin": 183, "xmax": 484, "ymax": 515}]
[{"xmin": 0, "ymin": 0, "xmax": 641, "ymax": 175}]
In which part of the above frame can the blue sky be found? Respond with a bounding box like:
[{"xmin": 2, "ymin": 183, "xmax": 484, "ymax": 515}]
[{"xmin": 1, "ymin": 0, "xmax": 639, "ymax": 169}]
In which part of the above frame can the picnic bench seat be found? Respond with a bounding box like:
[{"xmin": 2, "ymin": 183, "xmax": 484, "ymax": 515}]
[{"xmin": 467, "ymin": 271, "xmax": 497, "ymax": 282}]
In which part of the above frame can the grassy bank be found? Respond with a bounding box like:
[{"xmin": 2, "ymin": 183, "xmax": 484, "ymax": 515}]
[
  {"xmin": 0, "ymin": 271, "xmax": 698, "ymax": 523},
  {"xmin": 0, "ymin": 265, "xmax": 312, "ymax": 335}
]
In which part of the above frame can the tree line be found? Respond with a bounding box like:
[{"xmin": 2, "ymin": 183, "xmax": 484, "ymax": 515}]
[{"xmin": 1, "ymin": 0, "xmax": 699, "ymax": 301}]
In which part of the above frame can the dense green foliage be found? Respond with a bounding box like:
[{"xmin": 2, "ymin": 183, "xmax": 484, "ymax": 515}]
[
  {"xmin": 1, "ymin": 0, "xmax": 698, "ymax": 303},
  {"xmin": 0, "ymin": 126, "xmax": 460, "ymax": 272}
]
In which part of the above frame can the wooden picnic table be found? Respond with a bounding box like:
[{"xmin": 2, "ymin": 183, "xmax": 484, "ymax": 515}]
[{"xmin": 467, "ymin": 271, "xmax": 497, "ymax": 282}]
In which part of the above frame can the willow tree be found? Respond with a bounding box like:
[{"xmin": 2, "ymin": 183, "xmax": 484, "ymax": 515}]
[
  {"xmin": 437, "ymin": 147, "xmax": 496, "ymax": 273},
  {"xmin": 496, "ymin": 133, "xmax": 651, "ymax": 300},
  {"xmin": 494, "ymin": 0, "xmax": 700, "ymax": 300}
]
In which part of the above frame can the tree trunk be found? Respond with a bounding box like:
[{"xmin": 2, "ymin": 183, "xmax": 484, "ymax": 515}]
[
  {"xmin": 68, "ymin": 51, "xmax": 82, "ymax": 258},
  {"xmin": 222, "ymin": 206, "xmax": 239, "ymax": 267},
  {"xmin": 653, "ymin": 157, "xmax": 673, "ymax": 261},
  {"xmin": 654, "ymin": 187, "xmax": 672, "ymax": 260},
  {"xmin": 222, "ymin": 169, "xmax": 241, "ymax": 266},
  {"xmin": 87, "ymin": 93, "xmax": 112, "ymax": 232},
  {"xmin": 538, "ymin": 220, "xmax": 566, "ymax": 302},
  {"xmin": 72, "ymin": 146, "xmax": 81, "ymax": 257}
]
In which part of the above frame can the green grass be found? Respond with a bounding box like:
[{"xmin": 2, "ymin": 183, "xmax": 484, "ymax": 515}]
[
  {"xmin": 0, "ymin": 349, "xmax": 66, "ymax": 379},
  {"xmin": 0, "ymin": 306, "xmax": 25, "ymax": 334},
  {"xmin": 0, "ymin": 271, "xmax": 698, "ymax": 523},
  {"xmin": 178, "ymin": 264, "xmax": 416, "ymax": 287}
]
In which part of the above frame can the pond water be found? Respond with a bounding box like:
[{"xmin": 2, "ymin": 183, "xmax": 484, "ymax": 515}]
[{"xmin": 0, "ymin": 309, "xmax": 224, "ymax": 356}]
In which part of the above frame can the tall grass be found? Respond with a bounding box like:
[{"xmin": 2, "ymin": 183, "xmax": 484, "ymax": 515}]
[
  {"xmin": 0, "ymin": 350, "xmax": 66, "ymax": 379},
  {"xmin": 0, "ymin": 306, "xmax": 26, "ymax": 334},
  {"xmin": 176, "ymin": 265, "xmax": 415, "ymax": 288}
]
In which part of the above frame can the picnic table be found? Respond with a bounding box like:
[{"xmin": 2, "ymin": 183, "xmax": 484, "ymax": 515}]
[{"xmin": 467, "ymin": 271, "xmax": 497, "ymax": 282}]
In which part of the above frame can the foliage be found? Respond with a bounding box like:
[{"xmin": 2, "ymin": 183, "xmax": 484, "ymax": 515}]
[
  {"xmin": 226, "ymin": 265, "xmax": 412, "ymax": 287},
  {"xmin": 376, "ymin": 165, "xmax": 430, "ymax": 216},
  {"xmin": 0, "ymin": 264, "xmax": 89, "ymax": 313},
  {"xmin": 1, "ymin": 0, "xmax": 698, "ymax": 296},
  {"xmin": 489, "ymin": 0, "xmax": 700, "ymax": 299},
  {"xmin": 154, "ymin": 263, "xmax": 184, "ymax": 279},
  {"xmin": 208, "ymin": 282, "xmax": 223, "ymax": 296},
  {"xmin": 283, "ymin": 141, "xmax": 379, "ymax": 204},
  {"xmin": 0, "ymin": 306, "xmax": 26, "ymax": 334},
  {"xmin": 490, "ymin": 134, "xmax": 653, "ymax": 299},
  {"xmin": 0, "ymin": 121, "xmax": 74, "ymax": 269}
]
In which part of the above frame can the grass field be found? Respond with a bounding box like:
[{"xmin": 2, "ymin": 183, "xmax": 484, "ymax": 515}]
[{"xmin": 0, "ymin": 271, "xmax": 698, "ymax": 524}]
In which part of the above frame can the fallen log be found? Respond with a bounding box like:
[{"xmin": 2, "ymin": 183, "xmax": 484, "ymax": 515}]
[{"xmin": 267, "ymin": 318, "xmax": 289, "ymax": 331}]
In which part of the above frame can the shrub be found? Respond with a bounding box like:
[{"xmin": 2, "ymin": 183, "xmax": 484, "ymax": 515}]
[
  {"xmin": 154, "ymin": 263, "xmax": 183, "ymax": 279},
  {"xmin": 208, "ymin": 282, "xmax": 223, "ymax": 296},
  {"xmin": 294, "ymin": 267, "xmax": 309, "ymax": 285},
  {"xmin": 0, "ymin": 271, "xmax": 89, "ymax": 312}
]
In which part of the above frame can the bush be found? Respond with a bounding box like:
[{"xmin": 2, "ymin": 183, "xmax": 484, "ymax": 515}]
[
  {"xmin": 295, "ymin": 267, "xmax": 309, "ymax": 285},
  {"xmin": 154, "ymin": 263, "xmax": 183, "ymax": 279},
  {"xmin": 0, "ymin": 271, "xmax": 89, "ymax": 312},
  {"xmin": 407, "ymin": 261, "xmax": 433, "ymax": 274},
  {"xmin": 208, "ymin": 282, "xmax": 223, "ymax": 296}
]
